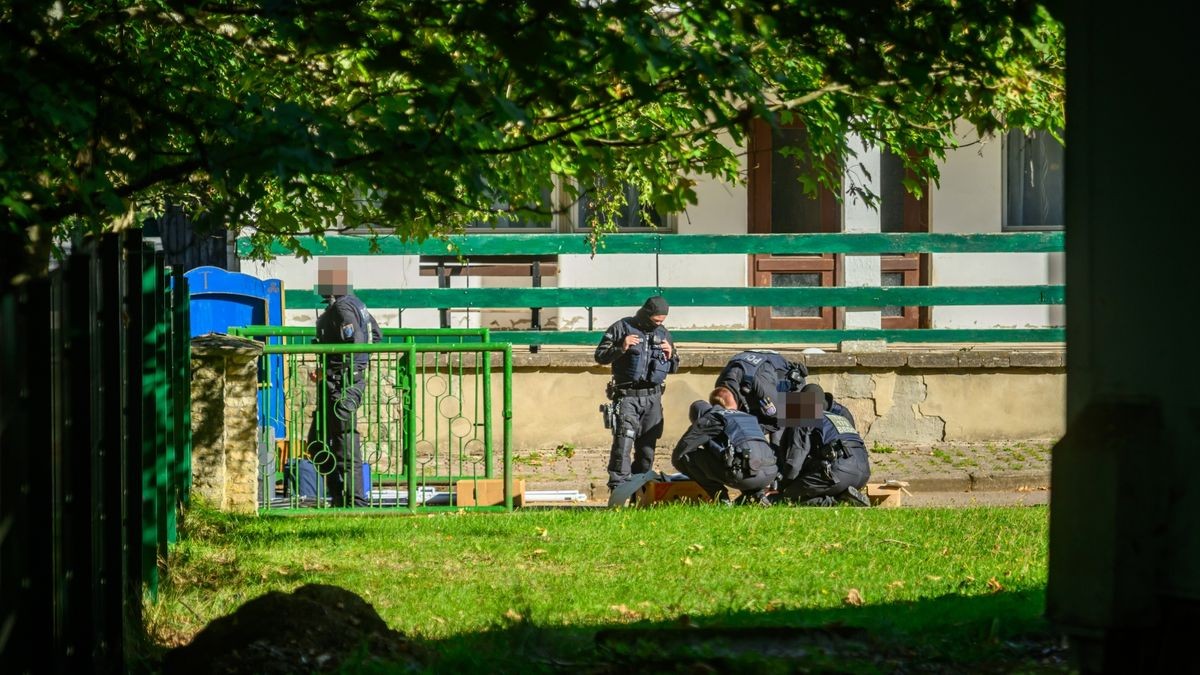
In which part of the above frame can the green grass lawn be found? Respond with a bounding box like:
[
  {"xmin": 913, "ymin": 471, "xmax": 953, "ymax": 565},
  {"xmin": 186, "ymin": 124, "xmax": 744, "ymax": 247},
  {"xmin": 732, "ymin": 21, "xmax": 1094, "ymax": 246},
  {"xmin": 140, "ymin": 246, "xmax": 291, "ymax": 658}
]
[{"xmin": 145, "ymin": 503, "xmax": 1067, "ymax": 673}]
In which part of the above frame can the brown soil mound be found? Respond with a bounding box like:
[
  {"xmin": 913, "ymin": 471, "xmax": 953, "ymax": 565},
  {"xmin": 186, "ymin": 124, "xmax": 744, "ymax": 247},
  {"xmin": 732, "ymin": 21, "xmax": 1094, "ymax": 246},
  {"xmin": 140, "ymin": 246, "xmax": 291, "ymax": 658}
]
[{"xmin": 162, "ymin": 584, "xmax": 423, "ymax": 674}]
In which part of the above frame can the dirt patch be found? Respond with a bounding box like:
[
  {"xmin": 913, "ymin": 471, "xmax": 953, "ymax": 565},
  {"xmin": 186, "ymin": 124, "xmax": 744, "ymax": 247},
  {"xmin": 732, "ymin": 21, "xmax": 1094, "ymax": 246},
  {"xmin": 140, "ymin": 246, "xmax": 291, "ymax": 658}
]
[{"xmin": 161, "ymin": 584, "xmax": 424, "ymax": 674}]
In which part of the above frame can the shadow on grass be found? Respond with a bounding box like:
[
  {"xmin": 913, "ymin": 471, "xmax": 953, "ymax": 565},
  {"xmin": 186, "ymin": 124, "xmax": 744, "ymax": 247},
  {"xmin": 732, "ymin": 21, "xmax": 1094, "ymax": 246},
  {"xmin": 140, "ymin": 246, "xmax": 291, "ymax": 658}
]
[
  {"xmin": 408, "ymin": 590, "xmax": 1070, "ymax": 674},
  {"xmin": 169, "ymin": 508, "xmax": 1067, "ymax": 673}
]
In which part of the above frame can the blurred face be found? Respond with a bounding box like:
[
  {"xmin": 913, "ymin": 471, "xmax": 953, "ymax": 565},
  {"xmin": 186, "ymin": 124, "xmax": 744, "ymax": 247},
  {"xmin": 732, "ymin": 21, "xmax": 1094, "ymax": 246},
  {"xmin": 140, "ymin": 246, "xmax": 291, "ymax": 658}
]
[
  {"xmin": 316, "ymin": 259, "xmax": 350, "ymax": 297},
  {"xmin": 648, "ymin": 314, "xmax": 667, "ymax": 326},
  {"xmin": 780, "ymin": 390, "xmax": 825, "ymax": 428}
]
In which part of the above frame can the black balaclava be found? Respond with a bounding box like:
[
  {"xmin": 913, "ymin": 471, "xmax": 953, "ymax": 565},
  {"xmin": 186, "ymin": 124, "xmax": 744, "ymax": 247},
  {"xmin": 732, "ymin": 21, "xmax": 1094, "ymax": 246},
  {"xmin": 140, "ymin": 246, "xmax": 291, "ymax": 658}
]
[{"xmin": 634, "ymin": 295, "xmax": 669, "ymax": 329}]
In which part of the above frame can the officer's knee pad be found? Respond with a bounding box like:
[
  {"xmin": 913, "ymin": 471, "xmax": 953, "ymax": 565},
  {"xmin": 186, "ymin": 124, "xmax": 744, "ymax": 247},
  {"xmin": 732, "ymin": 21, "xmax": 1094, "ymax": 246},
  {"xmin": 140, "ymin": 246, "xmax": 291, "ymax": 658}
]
[{"xmin": 615, "ymin": 434, "xmax": 635, "ymax": 452}]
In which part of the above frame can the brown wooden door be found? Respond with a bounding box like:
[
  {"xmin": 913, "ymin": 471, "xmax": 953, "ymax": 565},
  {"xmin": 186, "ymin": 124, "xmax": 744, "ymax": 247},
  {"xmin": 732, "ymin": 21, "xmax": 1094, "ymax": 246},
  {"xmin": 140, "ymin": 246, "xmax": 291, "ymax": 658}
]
[
  {"xmin": 748, "ymin": 120, "xmax": 931, "ymax": 330},
  {"xmin": 747, "ymin": 119, "xmax": 840, "ymax": 329}
]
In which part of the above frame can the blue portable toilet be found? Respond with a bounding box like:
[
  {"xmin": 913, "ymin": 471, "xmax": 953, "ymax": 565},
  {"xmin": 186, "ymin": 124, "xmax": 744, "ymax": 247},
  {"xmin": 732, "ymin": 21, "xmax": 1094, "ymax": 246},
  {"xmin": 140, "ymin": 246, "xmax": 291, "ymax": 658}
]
[{"xmin": 184, "ymin": 267, "xmax": 286, "ymax": 440}]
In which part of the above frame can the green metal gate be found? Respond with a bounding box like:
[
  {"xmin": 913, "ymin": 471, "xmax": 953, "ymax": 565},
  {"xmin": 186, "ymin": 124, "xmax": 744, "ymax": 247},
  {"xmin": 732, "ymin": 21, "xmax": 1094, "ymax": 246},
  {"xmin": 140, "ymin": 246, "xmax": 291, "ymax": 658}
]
[{"xmin": 234, "ymin": 328, "xmax": 516, "ymax": 512}]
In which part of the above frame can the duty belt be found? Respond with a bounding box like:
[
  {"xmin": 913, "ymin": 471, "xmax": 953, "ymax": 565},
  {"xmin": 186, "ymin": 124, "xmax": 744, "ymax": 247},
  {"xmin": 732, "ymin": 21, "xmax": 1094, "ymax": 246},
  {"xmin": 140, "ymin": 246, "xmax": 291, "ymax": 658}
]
[{"xmin": 613, "ymin": 383, "xmax": 664, "ymax": 398}]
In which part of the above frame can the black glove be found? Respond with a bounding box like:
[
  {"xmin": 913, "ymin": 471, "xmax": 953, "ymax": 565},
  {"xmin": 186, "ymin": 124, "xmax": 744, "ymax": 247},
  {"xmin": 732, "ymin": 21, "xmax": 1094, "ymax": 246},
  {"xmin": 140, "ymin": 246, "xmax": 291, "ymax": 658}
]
[{"xmin": 787, "ymin": 361, "xmax": 808, "ymax": 381}]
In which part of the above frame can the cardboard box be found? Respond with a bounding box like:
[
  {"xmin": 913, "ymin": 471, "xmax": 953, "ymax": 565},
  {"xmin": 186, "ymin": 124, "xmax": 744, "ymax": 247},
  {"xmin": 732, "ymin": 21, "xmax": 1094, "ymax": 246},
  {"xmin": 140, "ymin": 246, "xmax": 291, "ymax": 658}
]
[
  {"xmin": 456, "ymin": 478, "xmax": 526, "ymax": 507},
  {"xmin": 865, "ymin": 482, "xmax": 906, "ymax": 508},
  {"xmin": 635, "ymin": 479, "xmax": 712, "ymax": 507}
]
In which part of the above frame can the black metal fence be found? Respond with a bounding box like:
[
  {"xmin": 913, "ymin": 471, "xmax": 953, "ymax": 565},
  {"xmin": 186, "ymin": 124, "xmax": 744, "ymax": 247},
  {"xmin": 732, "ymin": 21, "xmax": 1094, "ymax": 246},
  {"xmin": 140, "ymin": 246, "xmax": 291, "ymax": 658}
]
[{"xmin": 0, "ymin": 231, "xmax": 192, "ymax": 673}]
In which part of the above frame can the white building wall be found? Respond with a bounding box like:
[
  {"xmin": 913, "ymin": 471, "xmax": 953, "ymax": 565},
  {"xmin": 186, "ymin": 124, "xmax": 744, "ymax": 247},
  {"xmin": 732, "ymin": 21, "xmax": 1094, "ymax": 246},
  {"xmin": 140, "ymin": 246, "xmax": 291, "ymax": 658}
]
[
  {"xmin": 930, "ymin": 130, "xmax": 1065, "ymax": 329},
  {"xmin": 242, "ymin": 251, "xmax": 441, "ymax": 329},
  {"xmin": 556, "ymin": 132, "xmax": 750, "ymax": 332},
  {"xmin": 842, "ymin": 135, "xmax": 883, "ymax": 329},
  {"xmin": 240, "ymin": 128, "xmax": 1063, "ymax": 334}
]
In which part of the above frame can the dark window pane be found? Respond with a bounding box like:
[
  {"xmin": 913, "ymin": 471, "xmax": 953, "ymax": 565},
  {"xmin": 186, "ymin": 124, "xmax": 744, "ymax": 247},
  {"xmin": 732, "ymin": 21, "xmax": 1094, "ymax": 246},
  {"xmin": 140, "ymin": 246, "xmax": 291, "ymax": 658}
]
[
  {"xmin": 881, "ymin": 271, "xmax": 904, "ymax": 317},
  {"xmin": 467, "ymin": 186, "xmax": 554, "ymax": 230},
  {"xmin": 880, "ymin": 152, "xmax": 907, "ymax": 233},
  {"xmin": 1004, "ymin": 130, "xmax": 1064, "ymax": 230},
  {"xmin": 771, "ymin": 272, "xmax": 821, "ymax": 317},
  {"xmin": 578, "ymin": 183, "xmax": 663, "ymax": 229},
  {"xmin": 770, "ymin": 127, "xmax": 822, "ymax": 233}
]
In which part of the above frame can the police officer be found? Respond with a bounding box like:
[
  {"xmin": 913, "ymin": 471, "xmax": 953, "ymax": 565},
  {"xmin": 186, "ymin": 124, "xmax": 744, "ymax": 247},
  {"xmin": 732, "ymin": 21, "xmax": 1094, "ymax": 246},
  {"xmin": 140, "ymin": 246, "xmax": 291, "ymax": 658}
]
[
  {"xmin": 305, "ymin": 258, "xmax": 381, "ymax": 507},
  {"xmin": 671, "ymin": 388, "xmax": 779, "ymax": 505},
  {"xmin": 774, "ymin": 384, "xmax": 871, "ymax": 507},
  {"xmin": 594, "ymin": 295, "xmax": 679, "ymax": 496},
  {"xmin": 714, "ymin": 349, "xmax": 808, "ymax": 443}
]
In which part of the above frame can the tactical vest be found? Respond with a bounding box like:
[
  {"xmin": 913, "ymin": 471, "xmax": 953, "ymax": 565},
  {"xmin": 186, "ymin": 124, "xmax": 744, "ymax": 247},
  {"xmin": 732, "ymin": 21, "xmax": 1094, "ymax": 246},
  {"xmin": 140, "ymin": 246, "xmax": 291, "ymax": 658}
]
[
  {"xmin": 611, "ymin": 319, "xmax": 672, "ymax": 386},
  {"xmin": 708, "ymin": 408, "xmax": 774, "ymax": 478},
  {"xmin": 817, "ymin": 412, "xmax": 866, "ymax": 457},
  {"xmin": 318, "ymin": 295, "xmax": 377, "ymax": 371},
  {"xmin": 723, "ymin": 349, "xmax": 805, "ymax": 393},
  {"xmin": 709, "ymin": 408, "xmax": 772, "ymax": 453}
]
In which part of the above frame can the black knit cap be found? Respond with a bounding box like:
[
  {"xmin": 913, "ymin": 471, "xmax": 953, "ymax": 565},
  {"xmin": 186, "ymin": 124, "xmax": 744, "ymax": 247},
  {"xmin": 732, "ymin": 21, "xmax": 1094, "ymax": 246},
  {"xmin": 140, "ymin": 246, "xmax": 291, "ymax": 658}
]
[{"xmin": 640, "ymin": 295, "xmax": 669, "ymax": 316}]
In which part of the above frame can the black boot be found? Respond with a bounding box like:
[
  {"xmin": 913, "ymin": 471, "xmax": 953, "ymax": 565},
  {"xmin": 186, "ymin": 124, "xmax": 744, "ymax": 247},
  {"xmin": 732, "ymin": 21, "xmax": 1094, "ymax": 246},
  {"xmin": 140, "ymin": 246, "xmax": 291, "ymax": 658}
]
[
  {"xmin": 735, "ymin": 489, "xmax": 773, "ymax": 507},
  {"xmin": 838, "ymin": 486, "xmax": 871, "ymax": 507}
]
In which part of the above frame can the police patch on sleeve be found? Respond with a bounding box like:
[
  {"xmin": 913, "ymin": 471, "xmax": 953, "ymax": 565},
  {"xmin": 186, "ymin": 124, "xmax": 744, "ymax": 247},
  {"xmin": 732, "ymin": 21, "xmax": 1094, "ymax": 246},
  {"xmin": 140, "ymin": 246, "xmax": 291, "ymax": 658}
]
[
  {"xmin": 341, "ymin": 323, "xmax": 355, "ymax": 339},
  {"xmin": 826, "ymin": 413, "xmax": 856, "ymax": 435}
]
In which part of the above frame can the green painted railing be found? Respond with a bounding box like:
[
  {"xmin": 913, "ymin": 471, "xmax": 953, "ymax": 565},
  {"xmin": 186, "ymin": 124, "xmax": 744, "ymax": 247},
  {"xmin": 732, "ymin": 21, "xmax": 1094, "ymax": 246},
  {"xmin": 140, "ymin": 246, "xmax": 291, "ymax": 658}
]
[
  {"xmin": 239, "ymin": 232, "xmax": 1063, "ymax": 256},
  {"xmin": 240, "ymin": 232, "xmax": 1066, "ymax": 344},
  {"xmin": 285, "ymin": 285, "xmax": 1064, "ymax": 309},
  {"xmin": 233, "ymin": 325, "xmax": 491, "ymax": 343}
]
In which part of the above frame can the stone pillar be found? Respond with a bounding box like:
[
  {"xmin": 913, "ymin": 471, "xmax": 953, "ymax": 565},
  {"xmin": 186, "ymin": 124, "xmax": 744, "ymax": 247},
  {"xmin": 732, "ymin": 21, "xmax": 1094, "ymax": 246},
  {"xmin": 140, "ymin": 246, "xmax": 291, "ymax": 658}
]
[
  {"xmin": 841, "ymin": 135, "xmax": 883, "ymax": 352},
  {"xmin": 189, "ymin": 334, "xmax": 263, "ymax": 513}
]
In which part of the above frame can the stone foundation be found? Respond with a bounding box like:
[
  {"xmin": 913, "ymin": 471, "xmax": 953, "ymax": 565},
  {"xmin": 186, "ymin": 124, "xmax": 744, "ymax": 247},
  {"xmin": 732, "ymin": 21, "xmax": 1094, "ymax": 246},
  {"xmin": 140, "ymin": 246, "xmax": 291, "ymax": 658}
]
[{"xmin": 498, "ymin": 346, "xmax": 1066, "ymax": 451}]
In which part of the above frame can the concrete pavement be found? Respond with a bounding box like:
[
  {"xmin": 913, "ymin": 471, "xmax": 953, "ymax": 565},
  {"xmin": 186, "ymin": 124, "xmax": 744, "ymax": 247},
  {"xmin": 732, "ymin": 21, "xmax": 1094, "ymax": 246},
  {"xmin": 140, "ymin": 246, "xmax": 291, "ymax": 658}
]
[{"xmin": 515, "ymin": 440, "xmax": 1054, "ymax": 507}]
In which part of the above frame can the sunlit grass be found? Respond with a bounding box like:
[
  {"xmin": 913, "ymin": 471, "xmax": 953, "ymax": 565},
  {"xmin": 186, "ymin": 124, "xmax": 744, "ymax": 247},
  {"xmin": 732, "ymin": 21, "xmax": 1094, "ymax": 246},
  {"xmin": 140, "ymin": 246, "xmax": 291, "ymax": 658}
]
[{"xmin": 146, "ymin": 502, "xmax": 1058, "ymax": 672}]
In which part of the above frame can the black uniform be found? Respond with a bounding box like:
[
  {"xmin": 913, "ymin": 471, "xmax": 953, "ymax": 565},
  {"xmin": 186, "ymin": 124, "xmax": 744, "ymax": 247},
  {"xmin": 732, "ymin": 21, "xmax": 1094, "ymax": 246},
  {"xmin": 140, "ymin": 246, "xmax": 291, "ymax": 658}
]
[
  {"xmin": 775, "ymin": 386, "xmax": 870, "ymax": 507},
  {"xmin": 305, "ymin": 293, "xmax": 381, "ymax": 507},
  {"xmin": 714, "ymin": 350, "xmax": 808, "ymax": 443},
  {"xmin": 672, "ymin": 401, "xmax": 778, "ymax": 502},
  {"xmin": 594, "ymin": 296, "xmax": 679, "ymax": 491}
]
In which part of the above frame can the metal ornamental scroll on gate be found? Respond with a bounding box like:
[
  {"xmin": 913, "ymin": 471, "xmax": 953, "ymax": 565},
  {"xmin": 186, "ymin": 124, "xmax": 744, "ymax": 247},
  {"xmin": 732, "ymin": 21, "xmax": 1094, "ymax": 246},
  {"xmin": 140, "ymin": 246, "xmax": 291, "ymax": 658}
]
[{"xmin": 254, "ymin": 337, "xmax": 514, "ymax": 512}]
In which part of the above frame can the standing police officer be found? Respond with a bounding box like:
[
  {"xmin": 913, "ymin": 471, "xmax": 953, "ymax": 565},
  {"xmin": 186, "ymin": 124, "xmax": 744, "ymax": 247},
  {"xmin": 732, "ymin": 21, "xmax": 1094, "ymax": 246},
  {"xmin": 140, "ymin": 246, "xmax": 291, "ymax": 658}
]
[
  {"xmin": 305, "ymin": 258, "xmax": 381, "ymax": 508},
  {"xmin": 594, "ymin": 295, "xmax": 679, "ymax": 497},
  {"xmin": 774, "ymin": 384, "xmax": 871, "ymax": 507},
  {"xmin": 671, "ymin": 388, "xmax": 779, "ymax": 505},
  {"xmin": 714, "ymin": 349, "xmax": 808, "ymax": 444}
]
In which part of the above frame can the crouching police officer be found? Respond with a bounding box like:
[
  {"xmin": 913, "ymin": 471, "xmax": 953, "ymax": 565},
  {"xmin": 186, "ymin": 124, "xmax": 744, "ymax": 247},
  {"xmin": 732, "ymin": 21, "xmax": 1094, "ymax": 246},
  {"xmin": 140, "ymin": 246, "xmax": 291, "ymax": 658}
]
[
  {"xmin": 774, "ymin": 384, "xmax": 871, "ymax": 507},
  {"xmin": 594, "ymin": 295, "xmax": 679, "ymax": 497},
  {"xmin": 714, "ymin": 349, "xmax": 808, "ymax": 444},
  {"xmin": 671, "ymin": 387, "xmax": 779, "ymax": 505}
]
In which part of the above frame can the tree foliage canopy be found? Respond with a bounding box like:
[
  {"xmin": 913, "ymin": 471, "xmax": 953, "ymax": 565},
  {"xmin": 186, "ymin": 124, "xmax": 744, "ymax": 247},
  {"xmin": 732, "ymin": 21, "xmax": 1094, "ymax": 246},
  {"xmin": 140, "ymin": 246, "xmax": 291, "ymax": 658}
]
[{"xmin": 0, "ymin": 0, "xmax": 1063, "ymax": 283}]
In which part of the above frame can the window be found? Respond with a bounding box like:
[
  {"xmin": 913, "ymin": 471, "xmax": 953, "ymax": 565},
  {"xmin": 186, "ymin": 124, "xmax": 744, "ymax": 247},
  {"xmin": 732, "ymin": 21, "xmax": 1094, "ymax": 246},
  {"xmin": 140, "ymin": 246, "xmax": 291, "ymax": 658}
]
[
  {"xmin": 466, "ymin": 186, "xmax": 556, "ymax": 232},
  {"xmin": 881, "ymin": 271, "xmax": 905, "ymax": 317},
  {"xmin": 748, "ymin": 118, "xmax": 931, "ymax": 329},
  {"xmin": 770, "ymin": 272, "xmax": 823, "ymax": 318},
  {"xmin": 574, "ymin": 182, "xmax": 672, "ymax": 231},
  {"xmin": 770, "ymin": 127, "xmax": 829, "ymax": 233},
  {"xmin": 747, "ymin": 120, "xmax": 841, "ymax": 329},
  {"xmin": 1003, "ymin": 129, "xmax": 1064, "ymax": 230},
  {"xmin": 880, "ymin": 151, "xmax": 908, "ymax": 233}
]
